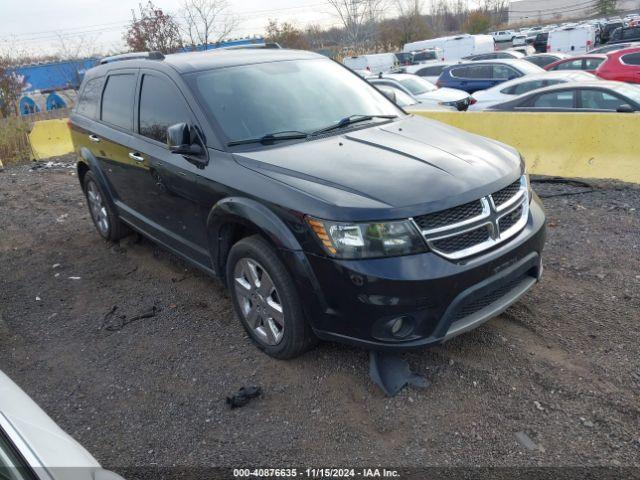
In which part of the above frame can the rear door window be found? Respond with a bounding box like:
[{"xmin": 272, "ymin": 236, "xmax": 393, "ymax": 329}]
[
  {"xmin": 552, "ymin": 59, "xmax": 583, "ymax": 70},
  {"xmin": 466, "ymin": 65, "xmax": 492, "ymax": 79},
  {"xmin": 622, "ymin": 27, "xmax": 640, "ymax": 40},
  {"xmin": 76, "ymin": 77, "xmax": 104, "ymax": 119},
  {"xmin": 101, "ymin": 74, "xmax": 137, "ymax": 130},
  {"xmin": 503, "ymin": 79, "xmax": 547, "ymax": 95},
  {"xmin": 138, "ymin": 74, "xmax": 192, "ymax": 143},
  {"xmin": 579, "ymin": 89, "xmax": 627, "ymax": 110},
  {"xmin": 493, "ymin": 65, "xmax": 518, "ymax": 80},
  {"xmin": 531, "ymin": 90, "xmax": 575, "ymax": 108}
]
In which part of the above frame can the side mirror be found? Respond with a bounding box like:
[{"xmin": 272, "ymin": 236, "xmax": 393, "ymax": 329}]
[
  {"xmin": 167, "ymin": 122, "xmax": 204, "ymax": 157},
  {"xmin": 617, "ymin": 104, "xmax": 634, "ymax": 113},
  {"xmin": 380, "ymin": 89, "xmax": 397, "ymax": 103}
]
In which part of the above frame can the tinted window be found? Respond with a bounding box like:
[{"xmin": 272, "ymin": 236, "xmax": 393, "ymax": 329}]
[
  {"xmin": 579, "ymin": 89, "xmax": 627, "ymax": 110},
  {"xmin": 493, "ymin": 65, "xmax": 519, "ymax": 79},
  {"xmin": 503, "ymin": 79, "xmax": 548, "ymax": 95},
  {"xmin": 450, "ymin": 66, "xmax": 469, "ymax": 77},
  {"xmin": 622, "ymin": 52, "xmax": 640, "ymax": 65},
  {"xmin": 101, "ymin": 74, "xmax": 136, "ymax": 130},
  {"xmin": 417, "ymin": 65, "xmax": 445, "ymax": 76},
  {"xmin": 76, "ymin": 77, "xmax": 103, "ymax": 119},
  {"xmin": 414, "ymin": 51, "xmax": 437, "ymax": 62},
  {"xmin": 532, "ymin": 91, "xmax": 574, "ymax": 108},
  {"xmin": 465, "ymin": 65, "xmax": 492, "ymax": 78},
  {"xmin": 525, "ymin": 56, "xmax": 555, "ymax": 68},
  {"xmin": 622, "ymin": 27, "xmax": 640, "ymax": 39},
  {"xmin": 139, "ymin": 75, "xmax": 192, "ymax": 143},
  {"xmin": 584, "ymin": 58, "xmax": 605, "ymax": 70},
  {"xmin": 552, "ymin": 59, "xmax": 584, "ymax": 71}
]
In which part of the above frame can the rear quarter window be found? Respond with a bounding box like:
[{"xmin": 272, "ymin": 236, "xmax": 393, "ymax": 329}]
[
  {"xmin": 622, "ymin": 52, "xmax": 640, "ymax": 65},
  {"xmin": 417, "ymin": 65, "xmax": 445, "ymax": 76},
  {"xmin": 101, "ymin": 74, "xmax": 137, "ymax": 130},
  {"xmin": 76, "ymin": 77, "xmax": 104, "ymax": 119}
]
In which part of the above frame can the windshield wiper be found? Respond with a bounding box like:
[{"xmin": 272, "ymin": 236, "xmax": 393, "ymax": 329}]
[
  {"xmin": 312, "ymin": 114, "xmax": 398, "ymax": 135},
  {"xmin": 227, "ymin": 130, "xmax": 309, "ymax": 147}
]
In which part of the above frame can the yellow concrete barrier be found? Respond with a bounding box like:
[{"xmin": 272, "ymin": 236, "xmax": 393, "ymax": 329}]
[
  {"xmin": 28, "ymin": 119, "xmax": 73, "ymax": 160},
  {"xmin": 415, "ymin": 111, "xmax": 639, "ymax": 184}
]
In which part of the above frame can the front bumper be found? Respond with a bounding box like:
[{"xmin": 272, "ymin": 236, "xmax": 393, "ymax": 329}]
[{"xmin": 292, "ymin": 195, "xmax": 546, "ymax": 351}]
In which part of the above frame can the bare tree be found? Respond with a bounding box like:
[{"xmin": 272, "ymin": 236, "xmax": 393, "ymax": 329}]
[
  {"xmin": 181, "ymin": 0, "xmax": 238, "ymax": 49},
  {"xmin": 0, "ymin": 57, "xmax": 25, "ymax": 117},
  {"xmin": 125, "ymin": 1, "xmax": 183, "ymax": 53},
  {"xmin": 265, "ymin": 20, "xmax": 309, "ymax": 50},
  {"xmin": 327, "ymin": 0, "xmax": 386, "ymax": 50},
  {"xmin": 395, "ymin": 0, "xmax": 430, "ymax": 44}
]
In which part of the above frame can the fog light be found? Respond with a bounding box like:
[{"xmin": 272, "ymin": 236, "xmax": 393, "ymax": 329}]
[{"xmin": 391, "ymin": 317, "xmax": 404, "ymax": 335}]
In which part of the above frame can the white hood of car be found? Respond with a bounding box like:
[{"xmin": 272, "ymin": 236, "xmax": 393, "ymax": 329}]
[{"xmin": 415, "ymin": 87, "xmax": 468, "ymax": 103}]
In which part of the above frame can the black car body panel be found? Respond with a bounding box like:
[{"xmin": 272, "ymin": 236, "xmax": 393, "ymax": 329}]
[{"xmin": 70, "ymin": 48, "xmax": 546, "ymax": 351}]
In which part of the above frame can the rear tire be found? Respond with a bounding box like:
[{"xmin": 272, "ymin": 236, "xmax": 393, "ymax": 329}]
[
  {"xmin": 226, "ymin": 235, "xmax": 317, "ymax": 359},
  {"xmin": 83, "ymin": 170, "xmax": 129, "ymax": 242}
]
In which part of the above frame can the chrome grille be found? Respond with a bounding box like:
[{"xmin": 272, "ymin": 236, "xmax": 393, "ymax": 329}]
[
  {"xmin": 414, "ymin": 200, "xmax": 483, "ymax": 231},
  {"xmin": 412, "ymin": 176, "xmax": 529, "ymax": 260}
]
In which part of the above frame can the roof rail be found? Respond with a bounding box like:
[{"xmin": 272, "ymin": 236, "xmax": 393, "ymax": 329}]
[
  {"xmin": 218, "ymin": 42, "xmax": 282, "ymax": 51},
  {"xmin": 99, "ymin": 51, "xmax": 165, "ymax": 65}
]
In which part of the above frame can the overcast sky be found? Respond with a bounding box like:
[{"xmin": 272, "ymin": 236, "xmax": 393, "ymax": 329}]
[{"xmin": 0, "ymin": 0, "xmax": 484, "ymax": 57}]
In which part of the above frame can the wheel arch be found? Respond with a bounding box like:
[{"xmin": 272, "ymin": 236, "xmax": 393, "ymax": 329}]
[
  {"xmin": 76, "ymin": 147, "xmax": 117, "ymax": 211},
  {"xmin": 206, "ymin": 197, "xmax": 303, "ymax": 285}
]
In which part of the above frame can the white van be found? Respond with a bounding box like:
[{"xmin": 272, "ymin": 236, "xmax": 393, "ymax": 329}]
[
  {"xmin": 547, "ymin": 25, "xmax": 596, "ymax": 55},
  {"xmin": 342, "ymin": 53, "xmax": 398, "ymax": 74},
  {"xmin": 403, "ymin": 34, "xmax": 495, "ymax": 62}
]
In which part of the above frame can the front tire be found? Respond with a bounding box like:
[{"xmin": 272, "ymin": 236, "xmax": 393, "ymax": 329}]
[
  {"xmin": 83, "ymin": 170, "xmax": 128, "ymax": 242},
  {"xmin": 226, "ymin": 235, "xmax": 317, "ymax": 359}
]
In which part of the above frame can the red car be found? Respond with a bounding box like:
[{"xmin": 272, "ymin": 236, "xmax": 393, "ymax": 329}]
[
  {"xmin": 544, "ymin": 54, "xmax": 608, "ymax": 74},
  {"xmin": 595, "ymin": 46, "xmax": 640, "ymax": 84}
]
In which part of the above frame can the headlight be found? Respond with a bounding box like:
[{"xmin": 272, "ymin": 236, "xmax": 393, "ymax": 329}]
[
  {"xmin": 307, "ymin": 217, "xmax": 426, "ymax": 259},
  {"xmin": 520, "ymin": 154, "xmax": 532, "ymax": 202}
]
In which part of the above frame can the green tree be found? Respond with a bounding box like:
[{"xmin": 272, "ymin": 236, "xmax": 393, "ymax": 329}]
[
  {"xmin": 595, "ymin": 0, "xmax": 618, "ymax": 15},
  {"xmin": 463, "ymin": 11, "xmax": 491, "ymax": 34}
]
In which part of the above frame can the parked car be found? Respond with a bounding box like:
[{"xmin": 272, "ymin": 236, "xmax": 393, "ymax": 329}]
[
  {"xmin": 492, "ymin": 30, "xmax": 515, "ymax": 42},
  {"xmin": 436, "ymin": 59, "xmax": 545, "ymax": 93},
  {"xmin": 463, "ymin": 50, "xmax": 525, "ymax": 61},
  {"xmin": 469, "ymin": 71, "xmax": 596, "ymax": 110},
  {"xmin": 595, "ymin": 46, "xmax": 640, "ymax": 83},
  {"xmin": 532, "ymin": 32, "xmax": 548, "ymax": 53},
  {"xmin": 0, "ymin": 370, "xmax": 125, "ymax": 480},
  {"xmin": 411, "ymin": 48, "xmax": 443, "ymax": 64},
  {"xmin": 606, "ymin": 25, "xmax": 640, "ymax": 44},
  {"xmin": 601, "ymin": 21, "xmax": 624, "ymax": 43},
  {"xmin": 487, "ymin": 81, "xmax": 640, "ymax": 112},
  {"xmin": 590, "ymin": 41, "xmax": 640, "ymax": 54},
  {"xmin": 375, "ymin": 85, "xmax": 456, "ymax": 112},
  {"xmin": 545, "ymin": 54, "xmax": 608, "ymax": 73},
  {"xmin": 524, "ymin": 52, "xmax": 571, "ymax": 68},
  {"xmin": 404, "ymin": 61, "xmax": 458, "ymax": 84},
  {"xmin": 70, "ymin": 49, "xmax": 546, "ymax": 357},
  {"xmin": 394, "ymin": 52, "xmax": 414, "ymax": 66},
  {"xmin": 513, "ymin": 35, "xmax": 527, "ymax": 46},
  {"xmin": 508, "ymin": 45, "xmax": 536, "ymax": 56},
  {"xmin": 368, "ymin": 73, "xmax": 472, "ymax": 110},
  {"xmin": 547, "ymin": 25, "xmax": 596, "ymax": 54},
  {"xmin": 343, "ymin": 53, "xmax": 398, "ymax": 74},
  {"xmin": 404, "ymin": 34, "xmax": 494, "ymax": 62}
]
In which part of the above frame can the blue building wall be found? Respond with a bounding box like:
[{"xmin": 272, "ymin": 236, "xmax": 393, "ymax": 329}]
[{"xmin": 12, "ymin": 58, "xmax": 98, "ymax": 93}]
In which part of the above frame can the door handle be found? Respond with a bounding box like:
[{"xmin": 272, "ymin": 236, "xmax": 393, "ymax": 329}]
[
  {"xmin": 88, "ymin": 134, "xmax": 101, "ymax": 143},
  {"xmin": 128, "ymin": 152, "xmax": 145, "ymax": 163}
]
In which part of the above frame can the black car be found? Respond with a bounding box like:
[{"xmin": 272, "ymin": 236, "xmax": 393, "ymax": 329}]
[
  {"xmin": 533, "ymin": 32, "xmax": 549, "ymax": 53},
  {"xmin": 601, "ymin": 21, "xmax": 624, "ymax": 43},
  {"xmin": 70, "ymin": 48, "xmax": 546, "ymax": 359},
  {"xmin": 590, "ymin": 41, "xmax": 640, "ymax": 54},
  {"xmin": 463, "ymin": 51, "xmax": 523, "ymax": 61},
  {"xmin": 487, "ymin": 81, "xmax": 640, "ymax": 112},
  {"xmin": 607, "ymin": 26, "xmax": 640, "ymax": 44}
]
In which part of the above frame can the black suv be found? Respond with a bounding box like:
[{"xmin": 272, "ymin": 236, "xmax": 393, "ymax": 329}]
[{"xmin": 70, "ymin": 49, "xmax": 546, "ymax": 359}]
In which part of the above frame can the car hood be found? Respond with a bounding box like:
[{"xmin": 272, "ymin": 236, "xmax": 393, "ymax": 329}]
[
  {"xmin": 233, "ymin": 115, "xmax": 521, "ymax": 218},
  {"xmin": 415, "ymin": 87, "xmax": 469, "ymax": 102}
]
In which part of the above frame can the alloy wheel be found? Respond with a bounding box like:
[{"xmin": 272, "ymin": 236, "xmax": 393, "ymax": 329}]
[
  {"xmin": 233, "ymin": 258, "xmax": 285, "ymax": 346},
  {"xmin": 86, "ymin": 181, "xmax": 110, "ymax": 236}
]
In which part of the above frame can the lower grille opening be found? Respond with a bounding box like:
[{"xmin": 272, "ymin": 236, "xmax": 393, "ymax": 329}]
[{"xmin": 451, "ymin": 274, "xmax": 528, "ymax": 322}]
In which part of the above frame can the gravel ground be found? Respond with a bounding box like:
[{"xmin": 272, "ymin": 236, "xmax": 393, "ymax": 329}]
[{"xmin": 0, "ymin": 157, "xmax": 639, "ymax": 472}]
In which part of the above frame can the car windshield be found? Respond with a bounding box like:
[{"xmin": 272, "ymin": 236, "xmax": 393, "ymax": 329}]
[
  {"xmin": 397, "ymin": 76, "xmax": 436, "ymax": 95},
  {"xmin": 190, "ymin": 58, "xmax": 401, "ymax": 143}
]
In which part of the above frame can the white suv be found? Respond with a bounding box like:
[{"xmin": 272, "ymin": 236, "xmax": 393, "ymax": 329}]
[{"xmin": 492, "ymin": 30, "xmax": 515, "ymax": 42}]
